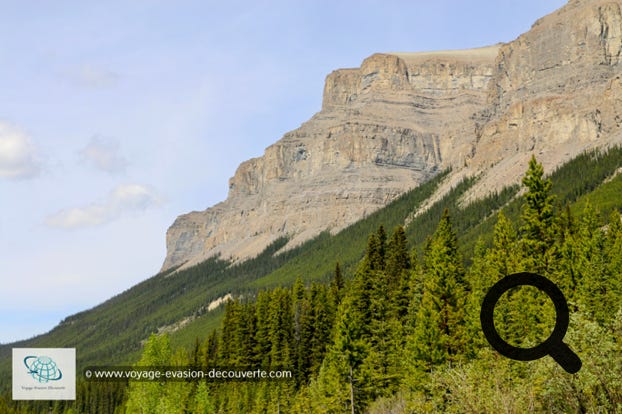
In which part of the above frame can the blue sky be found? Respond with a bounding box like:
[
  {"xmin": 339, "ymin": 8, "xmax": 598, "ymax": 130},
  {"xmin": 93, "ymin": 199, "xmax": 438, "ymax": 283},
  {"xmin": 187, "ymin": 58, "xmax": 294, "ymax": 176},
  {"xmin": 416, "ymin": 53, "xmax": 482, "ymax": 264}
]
[{"xmin": 0, "ymin": 0, "xmax": 566, "ymax": 344}]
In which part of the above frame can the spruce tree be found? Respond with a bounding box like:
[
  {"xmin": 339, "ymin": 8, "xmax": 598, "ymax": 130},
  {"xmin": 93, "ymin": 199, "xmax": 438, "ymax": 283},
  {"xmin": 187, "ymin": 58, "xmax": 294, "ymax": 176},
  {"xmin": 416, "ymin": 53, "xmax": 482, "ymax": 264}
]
[
  {"xmin": 330, "ymin": 262, "xmax": 345, "ymax": 304},
  {"xmin": 308, "ymin": 283, "xmax": 334, "ymax": 375},
  {"xmin": 254, "ymin": 290, "xmax": 272, "ymax": 368},
  {"xmin": 386, "ymin": 226, "xmax": 416, "ymax": 321},
  {"xmin": 573, "ymin": 203, "xmax": 616, "ymax": 324},
  {"xmin": 520, "ymin": 155, "xmax": 557, "ymax": 273},
  {"xmin": 410, "ymin": 209, "xmax": 468, "ymax": 370},
  {"xmin": 267, "ymin": 288, "xmax": 293, "ymax": 369}
]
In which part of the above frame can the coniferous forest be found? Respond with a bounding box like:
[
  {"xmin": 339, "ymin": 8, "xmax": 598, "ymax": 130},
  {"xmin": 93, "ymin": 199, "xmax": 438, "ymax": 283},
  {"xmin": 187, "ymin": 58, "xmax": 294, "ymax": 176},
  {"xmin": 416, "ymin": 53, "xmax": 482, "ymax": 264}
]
[{"xmin": 3, "ymin": 153, "xmax": 622, "ymax": 413}]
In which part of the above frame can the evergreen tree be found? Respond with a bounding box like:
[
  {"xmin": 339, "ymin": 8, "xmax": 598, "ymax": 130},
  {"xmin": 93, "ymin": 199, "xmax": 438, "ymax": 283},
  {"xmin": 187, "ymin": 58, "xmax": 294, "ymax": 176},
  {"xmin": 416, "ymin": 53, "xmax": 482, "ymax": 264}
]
[
  {"xmin": 385, "ymin": 226, "xmax": 411, "ymax": 289},
  {"xmin": 376, "ymin": 225, "xmax": 387, "ymax": 270},
  {"xmin": 218, "ymin": 299, "xmax": 258, "ymax": 367},
  {"xmin": 268, "ymin": 288, "xmax": 294, "ymax": 369},
  {"xmin": 307, "ymin": 283, "xmax": 335, "ymax": 376},
  {"xmin": 292, "ymin": 278, "xmax": 311, "ymax": 386},
  {"xmin": 520, "ymin": 155, "xmax": 557, "ymax": 273},
  {"xmin": 254, "ymin": 290, "xmax": 272, "ymax": 368},
  {"xmin": 218, "ymin": 299, "xmax": 241, "ymax": 365},
  {"xmin": 386, "ymin": 226, "xmax": 414, "ymax": 319},
  {"xmin": 321, "ymin": 306, "xmax": 370, "ymax": 413},
  {"xmin": 410, "ymin": 209, "xmax": 468, "ymax": 370},
  {"xmin": 574, "ymin": 204, "xmax": 618, "ymax": 324},
  {"xmin": 330, "ymin": 262, "xmax": 345, "ymax": 304}
]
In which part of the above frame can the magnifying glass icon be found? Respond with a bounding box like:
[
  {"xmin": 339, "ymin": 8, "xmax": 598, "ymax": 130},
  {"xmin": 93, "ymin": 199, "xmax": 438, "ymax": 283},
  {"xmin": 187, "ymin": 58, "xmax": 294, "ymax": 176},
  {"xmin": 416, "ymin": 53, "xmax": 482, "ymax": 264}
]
[{"xmin": 480, "ymin": 272, "xmax": 582, "ymax": 374}]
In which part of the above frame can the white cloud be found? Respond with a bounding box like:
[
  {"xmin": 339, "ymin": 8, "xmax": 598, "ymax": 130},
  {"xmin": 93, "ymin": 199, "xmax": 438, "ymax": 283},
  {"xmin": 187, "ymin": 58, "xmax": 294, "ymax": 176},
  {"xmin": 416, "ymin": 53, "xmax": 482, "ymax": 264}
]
[
  {"xmin": 0, "ymin": 122, "xmax": 41, "ymax": 179},
  {"xmin": 80, "ymin": 136, "xmax": 128, "ymax": 173},
  {"xmin": 46, "ymin": 184, "xmax": 162, "ymax": 229}
]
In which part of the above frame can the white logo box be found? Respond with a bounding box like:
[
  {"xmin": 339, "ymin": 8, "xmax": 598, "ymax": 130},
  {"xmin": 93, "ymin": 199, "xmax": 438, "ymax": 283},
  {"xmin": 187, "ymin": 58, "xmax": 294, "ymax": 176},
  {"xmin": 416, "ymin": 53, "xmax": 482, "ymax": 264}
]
[{"xmin": 12, "ymin": 348, "xmax": 76, "ymax": 400}]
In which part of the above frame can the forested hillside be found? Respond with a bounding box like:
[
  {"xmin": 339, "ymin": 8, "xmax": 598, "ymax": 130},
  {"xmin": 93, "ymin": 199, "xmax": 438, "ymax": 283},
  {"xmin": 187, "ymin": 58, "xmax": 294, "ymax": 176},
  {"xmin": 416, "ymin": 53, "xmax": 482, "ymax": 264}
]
[{"xmin": 3, "ymin": 150, "xmax": 622, "ymax": 413}]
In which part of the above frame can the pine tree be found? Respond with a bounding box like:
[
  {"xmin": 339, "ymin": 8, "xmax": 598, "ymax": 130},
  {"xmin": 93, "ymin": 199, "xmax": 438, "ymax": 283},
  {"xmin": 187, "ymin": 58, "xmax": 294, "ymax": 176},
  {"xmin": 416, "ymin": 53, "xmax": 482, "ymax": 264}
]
[
  {"xmin": 410, "ymin": 209, "xmax": 468, "ymax": 370},
  {"xmin": 489, "ymin": 211, "xmax": 522, "ymax": 277},
  {"xmin": 268, "ymin": 288, "xmax": 294, "ymax": 369},
  {"xmin": 219, "ymin": 299, "xmax": 257, "ymax": 367},
  {"xmin": 312, "ymin": 226, "xmax": 400, "ymax": 412},
  {"xmin": 386, "ymin": 226, "xmax": 412, "ymax": 318},
  {"xmin": 376, "ymin": 225, "xmax": 387, "ymax": 270},
  {"xmin": 520, "ymin": 155, "xmax": 557, "ymax": 273},
  {"xmin": 464, "ymin": 212, "xmax": 525, "ymax": 352},
  {"xmin": 326, "ymin": 306, "xmax": 370, "ymax": 413},
  {"xmin": 308, "ymin": 283, "xmax": 335, "ymax": 376},
  {"xmin": 330, "ymin": 262, "xmax": 345, "ymax": 304},
  {"xmin": 386, "ymin": 226, "xmax": 410, "ymax": 277},
  {"xmin": 574, "ymin": 203, "xmax": 617, "ymax": 324},
  {"xmin": 204, "ymin": 330, "xmax": 219, "ymax": 368},
  {"xmin": 292, "ymin": 278, "xmax": 311, "ymax": 386},
  {"xmin": 366, "ymin": 233, "xmax": 384, "ymax": 272},
  {"xmin": 254, "ymin": 290, "xmax": 272, "ymax": 368}
]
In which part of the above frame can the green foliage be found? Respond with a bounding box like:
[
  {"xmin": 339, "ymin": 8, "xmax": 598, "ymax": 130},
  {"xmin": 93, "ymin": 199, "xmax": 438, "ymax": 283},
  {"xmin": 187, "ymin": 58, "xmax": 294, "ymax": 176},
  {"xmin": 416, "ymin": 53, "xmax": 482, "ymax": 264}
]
[
  {"xmin": 5, "ymin": 147, "xmax": 622, "ymax": 413},
  {"xmin": 125, "ymin": 334, "xmax": 174, "ymax": 414},
  {"xmin": 520, "ymin": 155, "xmax": 557, "ymax": 273},
  {"xmin": 251, "ymin": 169, "xmax": 451, "ymax": 289},
  {"xmin": 410, "ymin": 210, "xmax": 468, "ymax": 371}
]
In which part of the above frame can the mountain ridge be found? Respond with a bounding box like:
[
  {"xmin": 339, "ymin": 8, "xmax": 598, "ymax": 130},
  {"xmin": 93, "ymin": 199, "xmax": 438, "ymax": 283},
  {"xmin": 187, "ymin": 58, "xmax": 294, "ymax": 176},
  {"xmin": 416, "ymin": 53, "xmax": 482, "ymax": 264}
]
[
  {"xmin": 162, "ymin": 0, "xmax": 622, "ymax": 273},
  {"xmin": 161, "ymin": 45, "xmax": 501, "ymax": 271}
]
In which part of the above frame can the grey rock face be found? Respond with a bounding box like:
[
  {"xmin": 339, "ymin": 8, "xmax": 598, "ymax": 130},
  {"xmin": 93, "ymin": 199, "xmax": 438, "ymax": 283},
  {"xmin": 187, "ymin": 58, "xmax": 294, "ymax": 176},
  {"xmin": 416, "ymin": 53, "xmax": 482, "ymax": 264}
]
[{"xmin": 162, "ymin": 0, "xmax": 622, "ymax": 272}]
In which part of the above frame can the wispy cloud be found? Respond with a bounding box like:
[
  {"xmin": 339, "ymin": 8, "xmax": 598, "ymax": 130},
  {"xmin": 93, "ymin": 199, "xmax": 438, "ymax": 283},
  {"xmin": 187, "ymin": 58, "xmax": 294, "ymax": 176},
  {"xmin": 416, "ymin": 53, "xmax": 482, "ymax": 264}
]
[
  {"xmin": 0, "ymin": 121, "xmax": 41, "ymax": 179},
  {"xmin": 65, "ymin": 64, "xmax": 120, "ymax": 88},
  {"xmin": 79, "ymin": 136, "xmax": 128, "ymax": 173},
  {"xmin": 46, "ymin": 184, "xmax": 162, "ymax": 229}
]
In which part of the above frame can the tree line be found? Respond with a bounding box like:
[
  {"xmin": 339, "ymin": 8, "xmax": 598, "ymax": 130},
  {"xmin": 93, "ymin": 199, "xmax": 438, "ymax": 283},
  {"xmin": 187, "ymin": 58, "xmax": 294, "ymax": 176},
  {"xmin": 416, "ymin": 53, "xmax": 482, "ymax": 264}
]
[
  {"xmin": 3, "ymin": 155, "xmax": 622, "ymax": 413},
  {"xmin": 121, "ymin": 155, "xmax": 622, "ymax": 413}
]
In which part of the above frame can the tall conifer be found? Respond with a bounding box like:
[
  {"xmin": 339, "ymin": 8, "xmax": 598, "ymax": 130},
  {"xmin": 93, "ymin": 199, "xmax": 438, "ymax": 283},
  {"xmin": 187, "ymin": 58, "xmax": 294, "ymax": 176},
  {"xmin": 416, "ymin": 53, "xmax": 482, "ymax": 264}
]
[{"xmin": 410, "ymin": 209, "xmax": 468, "ymax": 369}]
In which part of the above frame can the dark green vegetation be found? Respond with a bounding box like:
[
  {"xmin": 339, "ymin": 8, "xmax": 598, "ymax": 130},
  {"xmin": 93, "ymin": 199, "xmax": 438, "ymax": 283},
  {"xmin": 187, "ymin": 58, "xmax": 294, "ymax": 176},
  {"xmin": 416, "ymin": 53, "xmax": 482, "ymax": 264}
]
[{"xmin": 3, "ymin": 147, "xmax": 622, "ymax": 413}]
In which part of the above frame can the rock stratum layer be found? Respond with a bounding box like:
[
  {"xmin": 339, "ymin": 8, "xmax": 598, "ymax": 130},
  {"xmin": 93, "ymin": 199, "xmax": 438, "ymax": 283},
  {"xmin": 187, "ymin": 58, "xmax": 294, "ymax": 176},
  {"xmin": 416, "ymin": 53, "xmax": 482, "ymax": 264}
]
[{"xmin": 162, "ymin": 0, "xmax": 622, "ymax": 272}]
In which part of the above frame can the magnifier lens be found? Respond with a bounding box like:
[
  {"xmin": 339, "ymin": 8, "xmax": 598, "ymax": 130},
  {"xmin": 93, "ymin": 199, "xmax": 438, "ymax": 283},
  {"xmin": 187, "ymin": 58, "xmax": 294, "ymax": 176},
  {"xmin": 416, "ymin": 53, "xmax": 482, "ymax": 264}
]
[
  {"xmin": 480, "ymin": 272, "xmax": 582, "ymax": 374},
  {"xmin": 493, "ymin": 285, "xmax": 557, "ymax": 349}
]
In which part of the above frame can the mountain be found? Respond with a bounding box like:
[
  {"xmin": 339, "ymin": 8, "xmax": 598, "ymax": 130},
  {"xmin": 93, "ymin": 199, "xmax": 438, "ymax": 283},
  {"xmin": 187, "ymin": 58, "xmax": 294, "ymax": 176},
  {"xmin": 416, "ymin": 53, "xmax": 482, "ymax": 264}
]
[
  {"xmin": 4, "ymin": 0, "xmax": 622, "ymax": 392},
  {"xmin": 162, "ymin": 0, "xmax": 622, "ymax": 273},
  {"xmin": 161, "ymin": 45, "xmax": 500, "ymax": 271}
]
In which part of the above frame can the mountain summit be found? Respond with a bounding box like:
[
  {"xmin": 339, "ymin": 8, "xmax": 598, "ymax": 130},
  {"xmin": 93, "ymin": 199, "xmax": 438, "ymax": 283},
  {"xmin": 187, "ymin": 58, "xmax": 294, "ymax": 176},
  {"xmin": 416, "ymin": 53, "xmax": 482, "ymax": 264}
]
[{"xmin": 162, "ymin": 0, "xmax": 622, "ymax": 272}]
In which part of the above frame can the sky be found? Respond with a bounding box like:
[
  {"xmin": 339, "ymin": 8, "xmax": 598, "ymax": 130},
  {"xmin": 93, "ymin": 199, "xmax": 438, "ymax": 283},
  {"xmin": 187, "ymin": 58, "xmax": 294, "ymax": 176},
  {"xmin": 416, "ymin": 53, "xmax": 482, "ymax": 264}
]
[{"xmin": 0, "ymin": 0, "xmax": 567, "ymax": 344}]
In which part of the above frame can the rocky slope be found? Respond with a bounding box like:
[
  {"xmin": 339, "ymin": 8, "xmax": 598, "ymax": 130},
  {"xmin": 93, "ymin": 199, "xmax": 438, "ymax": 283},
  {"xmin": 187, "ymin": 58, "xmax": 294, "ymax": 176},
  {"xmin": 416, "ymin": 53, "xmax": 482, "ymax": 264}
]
[
  {"xmin": 461, "ymin": 0, "xmax": 622, "ymax": 203},
  {"xmin": 162, "ymin": 0, "xmax": 622, "ymax": 272}
]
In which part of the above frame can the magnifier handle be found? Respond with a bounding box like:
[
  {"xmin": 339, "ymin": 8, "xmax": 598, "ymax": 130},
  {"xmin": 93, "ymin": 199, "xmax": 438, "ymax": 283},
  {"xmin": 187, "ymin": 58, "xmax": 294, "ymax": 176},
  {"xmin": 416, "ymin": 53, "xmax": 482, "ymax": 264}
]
[{"xmin": 549, "ymin": 342, "xmax": 582, "ymax": 374}]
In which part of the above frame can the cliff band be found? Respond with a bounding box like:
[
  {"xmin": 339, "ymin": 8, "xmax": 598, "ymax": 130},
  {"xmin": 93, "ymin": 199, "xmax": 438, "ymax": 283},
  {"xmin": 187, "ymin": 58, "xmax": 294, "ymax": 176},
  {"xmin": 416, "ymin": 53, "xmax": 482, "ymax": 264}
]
[{"xmin": 162, "ymin": 0, "xmax": 622, "ymax": 272}]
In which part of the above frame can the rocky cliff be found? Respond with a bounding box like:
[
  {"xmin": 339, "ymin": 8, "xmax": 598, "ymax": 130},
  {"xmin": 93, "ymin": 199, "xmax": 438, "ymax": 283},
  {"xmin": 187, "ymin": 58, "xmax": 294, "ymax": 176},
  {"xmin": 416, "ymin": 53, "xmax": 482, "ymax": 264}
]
[
  {"xmin": 457, "ymin": 0, "xmax": 622, "ymax": 203},
  {"xmin": 162, "ymin": 0, "xmax": 622, "ymax": 272}
]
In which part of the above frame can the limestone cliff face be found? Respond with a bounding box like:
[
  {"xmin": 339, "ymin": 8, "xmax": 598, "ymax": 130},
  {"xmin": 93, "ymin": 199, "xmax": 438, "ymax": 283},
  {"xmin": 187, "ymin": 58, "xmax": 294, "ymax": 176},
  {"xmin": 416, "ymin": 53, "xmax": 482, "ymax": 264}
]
[
  {"xmin": 162, "ymin": 46, "xmax": 498, "ymax": 270},
  {"xmin": 162, "ymin": 0, "xmax": 622, "ymax": 272},
  {"xmin": 464, "ymin": 0, "xmax": 622, "ymax": 201}
]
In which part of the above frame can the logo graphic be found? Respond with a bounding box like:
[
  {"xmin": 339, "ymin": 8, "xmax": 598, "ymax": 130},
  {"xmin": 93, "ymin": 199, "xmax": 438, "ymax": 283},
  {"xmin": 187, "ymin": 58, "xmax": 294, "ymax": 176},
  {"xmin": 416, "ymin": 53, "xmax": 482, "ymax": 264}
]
[
  {"xmin": 12, "ymin": 348, "xmax": 76, "ymax": 400},
  {"xmin": 24, "ymin": 355, "xmax": 63, "ymax": 383}
]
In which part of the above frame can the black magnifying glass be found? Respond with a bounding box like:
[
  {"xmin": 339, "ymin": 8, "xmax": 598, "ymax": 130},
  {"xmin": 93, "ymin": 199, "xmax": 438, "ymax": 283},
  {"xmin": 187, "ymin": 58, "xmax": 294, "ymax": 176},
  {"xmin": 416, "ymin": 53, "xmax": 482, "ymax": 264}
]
[{"xmin": 480, "ymin": 272, "xmax": 582, "ymax": 374}]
